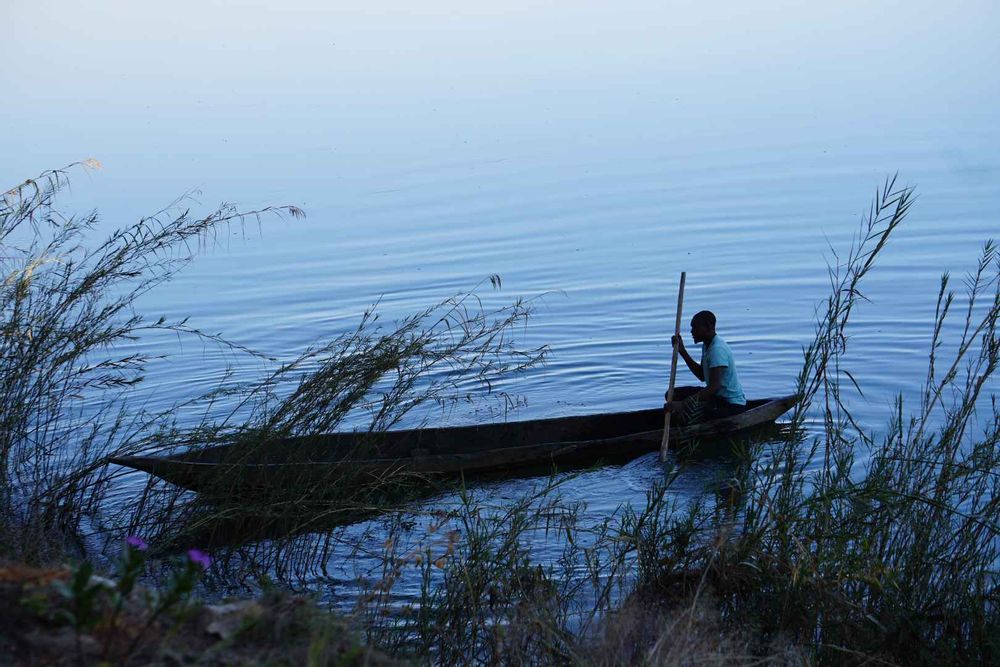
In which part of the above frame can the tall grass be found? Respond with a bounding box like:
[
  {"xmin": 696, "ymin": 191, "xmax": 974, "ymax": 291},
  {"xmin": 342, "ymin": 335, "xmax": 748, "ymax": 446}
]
[
  {"xmin": 695, "ymin": 182, "xmax": 1000, "ymax": 663},
  {"xmin": 5, "ymin": 163, "xmax": 998, "ymax": 664},
  {"xmin": 0, "ymin": 161, "xmax": 304, "ymax": 560},
  {"xmin": 344, "ymin": 177, "xmax": 1000, "ymax": 664},
  {"xmin": 0, "ymin": 163, "xmax": 545, "ymax": 562},
  {"xmin": 349, "ymin": 472, "xmax": 704, "ymax": 663}
]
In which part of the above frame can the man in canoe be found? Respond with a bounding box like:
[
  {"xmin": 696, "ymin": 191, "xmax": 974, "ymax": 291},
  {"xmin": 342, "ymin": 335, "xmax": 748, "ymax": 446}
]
[{"xmin": 663, "ymin": 310, "xmax": 747, "ymax": 424}]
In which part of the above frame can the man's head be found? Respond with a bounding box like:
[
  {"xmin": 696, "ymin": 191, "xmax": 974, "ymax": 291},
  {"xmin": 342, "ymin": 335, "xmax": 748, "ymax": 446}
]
[{"xmin": 690, "ymin": 310, "xmax": 716, "ymax": 344}]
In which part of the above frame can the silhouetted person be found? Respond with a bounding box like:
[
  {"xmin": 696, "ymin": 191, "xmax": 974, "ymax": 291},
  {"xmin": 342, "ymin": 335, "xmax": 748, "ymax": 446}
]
[{"xmin": 664, "ymin": 310, "xmax": 747, "ymax": 424}]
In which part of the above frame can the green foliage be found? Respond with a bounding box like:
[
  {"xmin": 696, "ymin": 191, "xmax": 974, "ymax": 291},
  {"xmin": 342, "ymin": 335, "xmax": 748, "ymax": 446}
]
[
  {"xmin": 35, "ymin": 538, "xmax": 209, "ymax": 663},
  {"xmin": 51, "ymin": 560, "xmax": 105, "ymax": 632}
]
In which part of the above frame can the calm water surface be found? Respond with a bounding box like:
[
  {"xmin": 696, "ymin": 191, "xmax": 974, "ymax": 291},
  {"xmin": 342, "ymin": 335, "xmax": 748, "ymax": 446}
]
[{"xmin": 3, "ymin": 0, "xmax": 999, "ymax": 602}]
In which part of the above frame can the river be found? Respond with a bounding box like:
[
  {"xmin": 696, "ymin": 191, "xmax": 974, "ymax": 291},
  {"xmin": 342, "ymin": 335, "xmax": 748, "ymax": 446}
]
[{"xmin": 3, "ymin": 0, "xmax": 998, "ymax": 607}]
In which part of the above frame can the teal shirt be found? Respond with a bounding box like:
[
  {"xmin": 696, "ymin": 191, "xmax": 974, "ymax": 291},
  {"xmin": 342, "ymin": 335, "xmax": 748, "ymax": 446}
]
[{"xmin": 701, "ymin": 336, "xmax": 746, "ymax": 405}]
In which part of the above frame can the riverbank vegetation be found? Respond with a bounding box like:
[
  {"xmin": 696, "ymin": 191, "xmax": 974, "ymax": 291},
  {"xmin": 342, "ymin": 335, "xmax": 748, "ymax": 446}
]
[
  {"xmin": 0, "ymin": 162, "xmax": 546, "ymax": 561},
  {"xmin": 1, "ymin": 549, "xmax": 399, "ymax": 665},
  {"xmin": 2, "ymin": 165, "xmax": 998, "ymax": 664}
]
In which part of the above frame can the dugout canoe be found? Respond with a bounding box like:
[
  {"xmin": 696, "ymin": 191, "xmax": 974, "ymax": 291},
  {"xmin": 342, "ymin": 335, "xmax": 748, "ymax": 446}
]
[{"xmin": 110, "ymin": 392, "xmax": 800, "ymax": 497}]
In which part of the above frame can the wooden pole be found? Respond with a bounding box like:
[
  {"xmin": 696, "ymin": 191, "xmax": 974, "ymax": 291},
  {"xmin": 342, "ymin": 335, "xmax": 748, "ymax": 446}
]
[{"xmin": 660, "ymin": 272, "xmax": 686, "ymax": 461}]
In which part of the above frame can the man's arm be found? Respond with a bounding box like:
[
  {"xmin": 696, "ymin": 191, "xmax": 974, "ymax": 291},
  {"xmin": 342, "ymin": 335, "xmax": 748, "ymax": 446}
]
[
  {"xmin": 694, "ymin": 366, "xmax": 725, "ymax": 402},
  {"xmin": 664, "ymin": 364, "xmax": 723, "ymax": 413},
  {"xmin": 672, "ymin": 335, "xmax": 704, "ymax": 381}
]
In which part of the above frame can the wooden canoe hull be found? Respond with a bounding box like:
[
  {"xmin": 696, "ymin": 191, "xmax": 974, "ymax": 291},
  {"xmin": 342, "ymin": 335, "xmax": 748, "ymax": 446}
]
[{"xmin": 109, "ymin": 394, "xmax": 800, "ymax": 497}]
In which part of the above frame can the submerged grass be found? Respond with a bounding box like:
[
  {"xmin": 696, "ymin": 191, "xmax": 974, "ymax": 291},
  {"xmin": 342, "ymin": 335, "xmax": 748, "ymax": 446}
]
[{"xmin": 3, "ymin": 164, "xmax": 999, "ymax": 664}]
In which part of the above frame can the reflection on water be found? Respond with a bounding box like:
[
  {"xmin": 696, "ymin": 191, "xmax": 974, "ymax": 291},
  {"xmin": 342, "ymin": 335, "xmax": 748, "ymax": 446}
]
[{"xmin": 168, "ymin": 421, "xmax": 800, "ymax": 607}]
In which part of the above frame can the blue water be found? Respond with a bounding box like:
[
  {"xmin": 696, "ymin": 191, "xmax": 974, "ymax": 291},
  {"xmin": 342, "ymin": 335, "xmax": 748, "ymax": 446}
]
[{"xmin": 3, "ymin": 0, "xmax": 999, "ymax": 599}]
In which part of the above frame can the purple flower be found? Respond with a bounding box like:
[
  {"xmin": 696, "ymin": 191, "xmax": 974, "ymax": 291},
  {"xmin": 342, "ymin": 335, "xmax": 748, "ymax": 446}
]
[
  {"xmin": 187, "ymin": 549, "xmax": 211, "ymax": 570},
  {"xmin": 126, "ymin": 536, "xmax": 149, "ymax": 551}
]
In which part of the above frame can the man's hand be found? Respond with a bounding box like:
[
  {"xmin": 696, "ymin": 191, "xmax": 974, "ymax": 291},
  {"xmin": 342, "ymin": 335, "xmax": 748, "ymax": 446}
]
[
  {"xmin": 672, "ymin": 334, "xmax": 703, "ymax": 381},
  {"xmin": 663, "ymin": 401, "xmax": 682, "ymax": 413}
]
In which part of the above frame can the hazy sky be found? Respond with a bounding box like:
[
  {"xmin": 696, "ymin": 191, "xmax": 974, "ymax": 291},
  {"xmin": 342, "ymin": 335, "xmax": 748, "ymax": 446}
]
[
  {"xmin": 4, "ymin": 1, "xmax": 998, "ymax": 213},
  {"xmin": 5, "ymin": 1, "xmax": 998, "ymax": 140}
]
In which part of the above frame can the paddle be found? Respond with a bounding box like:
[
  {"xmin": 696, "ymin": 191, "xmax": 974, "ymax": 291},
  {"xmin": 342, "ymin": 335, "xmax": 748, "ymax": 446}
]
[{"xmin": 660, "ymin": 271, "xmax": 686, "ymax": 462}]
